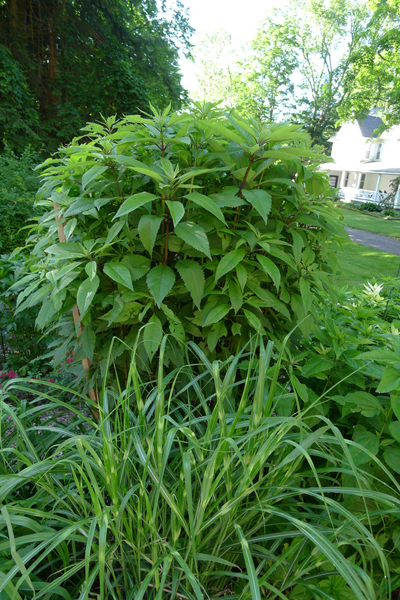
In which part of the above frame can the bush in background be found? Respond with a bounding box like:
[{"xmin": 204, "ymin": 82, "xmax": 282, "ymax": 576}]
[
  {"xmin": 17, "ymin": 103, "xmax": 345, "ymax": 389},
  {"xmin": 0, "ymin": 147, "xmax": 41, "ymax": 252},
  {"xmin": 0, "ymin": 254, "xmax": 51, "ymax": 373}
]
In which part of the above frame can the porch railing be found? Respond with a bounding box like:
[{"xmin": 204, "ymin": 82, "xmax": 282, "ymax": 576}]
[{"xmin": 338, "ymin": 187, "xmax": 388, "ymax": 204}]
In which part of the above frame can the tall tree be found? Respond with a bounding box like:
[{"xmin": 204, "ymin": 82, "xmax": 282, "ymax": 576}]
[
  {"xmin": 192, "ymin": 29, "xmax": 237, "ymax": 105},
  {"xmin": 0, "ymin": 0, "xmax": 193, "ymax": 151},
  {"xmin": 338, "ymin": 0, "xmax": 400, "ymax": 128},
  {"xmin": 233, "ymin": 16, "xmax": 299, "ymax": 122},
  {"xmin": 233, "ymin": 0, "xmax": 369, "ymax": 147}
]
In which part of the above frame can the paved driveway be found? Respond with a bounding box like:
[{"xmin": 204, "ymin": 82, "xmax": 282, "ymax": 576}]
[{"xmin": 345, "ymin": 227, "xmax": 400, "ymax": 257}]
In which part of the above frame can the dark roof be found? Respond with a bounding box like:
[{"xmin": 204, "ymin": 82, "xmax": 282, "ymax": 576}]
[{"xmin": 357, "ymin": 115, "xmax": 383, "ymax": 138}]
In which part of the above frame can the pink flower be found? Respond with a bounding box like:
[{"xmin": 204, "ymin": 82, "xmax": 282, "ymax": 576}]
[
  {"xmin": 48, "ymin": 378, "xmax": 55, "ymax": 383},
  {"xmin": 0, "ymin": 373, "xmax": 6, "ymax": 378},
  {"xmin": 67, "ymin": 357, "xmax": 73, "ymax": 363}
]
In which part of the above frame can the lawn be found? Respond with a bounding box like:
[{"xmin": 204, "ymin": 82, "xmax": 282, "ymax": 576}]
[
  {"xmin": 340, "ymin": 207, "xmax": 400, "ymax": 238},
  {"xmin": 332, "ymin": 240, "xmax": 400, "ymax": 287}
]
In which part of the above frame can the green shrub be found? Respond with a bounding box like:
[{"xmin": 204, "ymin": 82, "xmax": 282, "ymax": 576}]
[
  {"xmin": 358, "ymin": 202, "xmax": 382, "ymax": 213},
  {"xmin": 17, "ymin": 104, "xmax": 345, "ymax": 387},
  {"xmin": 286, "ymin": 281, "xmax": 400, "ymax": 477},
  {"xmin": 0, "ymin": 147, "xmax": 41, "ymax": 252},
  {"xmin": 0, "ymin": 254, "xmax": 51, "ymax": 372},
  {"xmin": 0, "ymin": 341, "xmax": 396, "ymax": 599}
]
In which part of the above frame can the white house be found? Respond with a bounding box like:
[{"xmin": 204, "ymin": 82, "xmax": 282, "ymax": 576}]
[{"xmin": 320, "ymin": 110, "xmax": 400, "ymax": 208}]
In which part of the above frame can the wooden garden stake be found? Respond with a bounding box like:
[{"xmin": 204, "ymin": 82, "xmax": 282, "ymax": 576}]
[{"xmin": 53, "ymin": 202, "xmax": 98, "ymax": 406}]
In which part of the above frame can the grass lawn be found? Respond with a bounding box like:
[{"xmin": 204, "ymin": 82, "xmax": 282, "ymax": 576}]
[
  {"xmin": 332, "ymin": 240, "xmax": 400, "ymax": 287},
  {"xmin": 340, "ymin": 208, "xmax": 400, "ymax": 238}
]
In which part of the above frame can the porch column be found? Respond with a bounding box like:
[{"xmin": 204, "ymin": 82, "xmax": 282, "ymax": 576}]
[
  {"xmin": 374, "ymin": 174, "xmax": 382, "ymax": 203},
  {"xmin": 395, "ymin": 185, "xmax": 400, "ymax": 209},
  {"xmin": 356, "ymin": 172, "xmax": 362, "ymax": 189},
  {"xmin": 340, "ymin": 171, "xmax": 347, "ymax": 187}
]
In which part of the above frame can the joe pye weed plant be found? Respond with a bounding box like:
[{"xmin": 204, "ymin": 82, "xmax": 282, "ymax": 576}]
[
  {"xmin": 13, "ymin": 102, "xmax": 345, "ymax": 389},
  {"xmin": 0, "ymin": 338, "xmax": 399, "ymax": 599}
]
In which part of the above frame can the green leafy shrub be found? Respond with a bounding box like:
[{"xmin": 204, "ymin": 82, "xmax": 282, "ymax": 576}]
[
  {"xmin": 18, "ymin": 104, "xmax": 344, "ymax": 386},
  {"xmin": 0, "ymin": 341, "xmax": 396, "ymax": 599},
  {"xmin": 285, "ymin": 281, "xmax": 400, "ymax": 477},
  {"xmin": 0, "ymin": 147, "xmax": 41, "ymax": 252},
  {"xmin": 358, "ymin": 202, "xmax": 382, "ymax": 213},
  {"xmin": 0, "ymin": 254, "xmax": 51, "ymax": 372}
]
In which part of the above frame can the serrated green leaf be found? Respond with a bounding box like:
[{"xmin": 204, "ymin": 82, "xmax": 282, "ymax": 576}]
[
  {"xmin": 104, "ymin": 263, "xmax": 133, "ymax": 290},
  {"xmin": 85, "ymin": 262, "xmax": 97, "ymax": 281},
  {"xmin": 242, "ymin": 189, "xmax": 272, "ymax": 224},
  {"xmin": 113, "ymin": 192, "xmax": 157, "ymax": 219},
  {"xmin": 176, "ymin": 260, "xmax": 205, "ymax": 309},
  {"xmin": 185, "ymin": 192, "xmax": 226, "ymax": 224},
  {"xmin": 143, "ymin": 315, "xmax": 163, "ymax": 360},
  {"xmin": 377, "ymin": 367, "xmax": 400, "ymax": 393},
  {"xmin": 138, "ymin": 215, "xmax": 163, "ymax": 255},
  {"xmin": 256, "ymin": 255, "xmax": 280, "ymax": 290},
  {"xmin": 82, "ymin": 165, "xmax": 108, "ymax": 189},
  {"xmin": 146, "ymin": 265, "xmax": 175, "ymax": 307},
  {"xmin": 236, "ymin": 263, "xmax": 248, "ymax": 290},
  {"xmin": 174, "ymin": 222, "xmax": 211, "ymax": 259},
  {"xmin": 299, "ymin": 277, "xmax": 312, "ymax": 312},
  {"xmin": 229, "ymin": 280, "xmax": 243, "ymax": 313},
  {"xmin": 105, "ymin": 221, "xmax": 124, "ymax": 246},
  {"xmin": 81, "ymin": 326, "xmax": 96, "ymax": 361},
  {"xmin": 207, "ymin": 322, "xmax": 227, "ymax": 352},
  {"xmin": 346, "ymin": 391, "xmax": 382, "ymax": 417},
  {"xmin": 216, "ymin": 248, "xmax": 246, "ymax": 280},
  {"xmin": 121, "ymin": 255, "xmax": 151, "ymax": 280},
  {"xmin": 392, "ymin": 396, "xmax": 400, "ymax": 421},
  {"xmin": 350, "ymin": 431, "xmax": 379, "ymax": 466},
  {"xmin": 166, "ymin": 200, "xmax": 185, "ymax": 226},
  {"xmin": 203, "ymin": 304, "xmax": 231, "ymax": 327},
  {"xmin": 384, "ymin": 445, "xmax": 400, "ymax": 474},
  {"xmin": 389, "ymin": 421, "xmax": 400, "ymax": 443},
  {"xmin": 77, "ymin": 275, "xmax": 99, "ymax": 318},
  {"xmin": 243, "ymin": 309, "xmax": 262, "ymax": 331},
  {"xmin": 292, "ymin": 230, "xmax": 304, "ymax": 264}
]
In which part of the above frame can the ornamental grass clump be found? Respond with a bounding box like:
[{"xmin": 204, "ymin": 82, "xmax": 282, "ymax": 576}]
[
  {"xmin": 0, "ymin": 339, "xmax": 398, "ymax": 599},
  {"xmin": 15, "ymin": 102, "xmax": 345, "ymax": 386}
]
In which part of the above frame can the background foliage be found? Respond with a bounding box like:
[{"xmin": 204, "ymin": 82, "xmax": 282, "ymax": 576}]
[{"xmin": 0, "ymin": 0, "xmax": 193, "ymax": 152}]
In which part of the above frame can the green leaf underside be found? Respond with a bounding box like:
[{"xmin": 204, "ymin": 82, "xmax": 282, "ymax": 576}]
[
  {"xmin": 174, "ymin": 222, "xmax": 211, "ymax": 259},
  {"xmin": 176, "ymin": 260, "xmax": 205, "ymax": 309},
  {"xmin": 46, "ymin": 242, "xmax": 86, "ymax": 259},
  {"xmin": 146, "ymin": 265, "xmax": 176, "ymax": 307}
]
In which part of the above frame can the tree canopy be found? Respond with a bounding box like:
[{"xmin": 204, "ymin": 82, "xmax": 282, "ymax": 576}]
[
  {"xmin": 193, "ymin": 0, "xmax": 371, "ymax": 148},
  {"xmin": 0, "ymin": 0, "xmax": 193, "ymax": 152}
]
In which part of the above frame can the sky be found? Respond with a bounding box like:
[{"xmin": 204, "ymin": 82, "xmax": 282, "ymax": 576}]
[{"xmin": 178, "ymin": 0, "xmax": 287, "ymax": 94}]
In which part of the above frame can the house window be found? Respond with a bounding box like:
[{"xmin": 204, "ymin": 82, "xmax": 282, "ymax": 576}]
[
  {"xmin": 359, "ymin": 174, "xmax": 366, "ymax": 189},
  {"xmin": 376, "ymin": 143, "xmax": 383, "ymax": 160},
  {"xmin": 365, "ymin": 144, "xmax": 371, "ymax": 159},
  {"xmin": 344, "ymin": 172, "xmax": 350, "ymax": 187}
]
